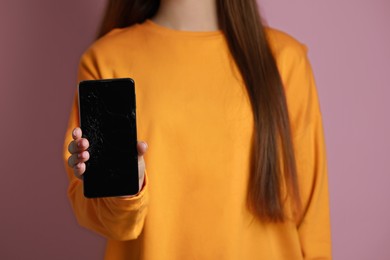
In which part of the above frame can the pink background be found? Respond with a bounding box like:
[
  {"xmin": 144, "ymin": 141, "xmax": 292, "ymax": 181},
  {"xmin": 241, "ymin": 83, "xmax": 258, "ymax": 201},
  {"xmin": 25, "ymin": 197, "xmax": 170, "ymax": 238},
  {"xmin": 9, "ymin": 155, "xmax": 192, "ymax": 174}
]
[{"xmin": 0, "ymin": 0, "xmax": 389, "ymax": 259}]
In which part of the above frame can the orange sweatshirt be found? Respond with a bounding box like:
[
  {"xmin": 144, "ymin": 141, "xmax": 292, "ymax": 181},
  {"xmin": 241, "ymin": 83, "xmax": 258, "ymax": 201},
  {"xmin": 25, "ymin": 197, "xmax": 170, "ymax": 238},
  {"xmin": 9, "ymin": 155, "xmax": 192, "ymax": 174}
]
[{"xmin": 63, "ymin": 20, "xmax": 331, "ymax": 259}]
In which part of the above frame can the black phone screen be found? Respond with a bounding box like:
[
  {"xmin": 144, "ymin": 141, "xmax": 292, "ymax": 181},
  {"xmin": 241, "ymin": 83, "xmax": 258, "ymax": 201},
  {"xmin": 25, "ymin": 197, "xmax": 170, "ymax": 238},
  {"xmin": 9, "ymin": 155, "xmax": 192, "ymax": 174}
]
[{"xmin": 78, "ymin": 78, "xmax": 139, "ymax": 198}]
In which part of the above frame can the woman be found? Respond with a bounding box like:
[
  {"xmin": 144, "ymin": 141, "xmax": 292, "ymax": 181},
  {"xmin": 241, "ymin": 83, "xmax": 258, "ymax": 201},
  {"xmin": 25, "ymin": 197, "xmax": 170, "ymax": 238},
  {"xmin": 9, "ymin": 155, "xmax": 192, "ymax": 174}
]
[{"xmin": 64, "ymin": 0, "xmax": 331, "ymax": 259}]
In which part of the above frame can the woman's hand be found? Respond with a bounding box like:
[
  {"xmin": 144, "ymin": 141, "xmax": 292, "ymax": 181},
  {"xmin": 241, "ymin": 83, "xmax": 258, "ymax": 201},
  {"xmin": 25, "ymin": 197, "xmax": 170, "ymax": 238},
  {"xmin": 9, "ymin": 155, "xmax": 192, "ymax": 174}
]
[{"xmin": 67, "ymin": 127, "xmax": 148, "ymax": 193}]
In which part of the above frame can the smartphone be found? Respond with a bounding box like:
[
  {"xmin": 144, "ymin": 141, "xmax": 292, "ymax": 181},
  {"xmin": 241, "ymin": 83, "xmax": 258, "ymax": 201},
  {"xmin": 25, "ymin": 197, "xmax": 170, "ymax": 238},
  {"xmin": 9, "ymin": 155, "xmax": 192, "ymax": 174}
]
[{"xmin": 78, "ymin": 78, "xmax": 139, "ymax": 198}]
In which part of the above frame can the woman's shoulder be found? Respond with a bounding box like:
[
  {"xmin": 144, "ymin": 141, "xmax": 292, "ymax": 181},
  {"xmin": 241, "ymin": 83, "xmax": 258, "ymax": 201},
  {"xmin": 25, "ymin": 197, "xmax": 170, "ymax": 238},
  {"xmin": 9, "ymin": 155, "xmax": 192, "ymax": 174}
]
[
  {"xmin": 80, "ymin": 23, "xmax": 145, "ymax": 60},
  {"xmin": 265, "ymin": 27, "xmax": 321, "ymax": 135},
  {"xmin": 265, "ymin": 27, "xmax": 308, "ymax": 65}
]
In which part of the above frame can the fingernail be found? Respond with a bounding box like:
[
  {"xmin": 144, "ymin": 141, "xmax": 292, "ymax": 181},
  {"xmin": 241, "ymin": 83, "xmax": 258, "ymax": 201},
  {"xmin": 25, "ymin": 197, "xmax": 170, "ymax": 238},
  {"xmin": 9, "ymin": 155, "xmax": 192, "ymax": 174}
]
[
  {"xmin": 72, "ymin": 129, "xmax": 77, "ymax": 137},
  {"xmin": 142, "ymin": 142, "xmax": 148, "ymax": 149}
]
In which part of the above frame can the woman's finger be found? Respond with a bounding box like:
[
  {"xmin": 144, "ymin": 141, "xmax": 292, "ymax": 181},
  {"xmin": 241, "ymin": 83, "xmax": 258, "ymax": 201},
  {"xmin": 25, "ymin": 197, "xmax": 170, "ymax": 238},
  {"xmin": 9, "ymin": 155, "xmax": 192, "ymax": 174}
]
[
  {"xmin": 137, "ymin": 141, "xmax": 148, "ymax": 156},
  {"xmin": 68, "ymin": 138, "xmax": 90, "ymax": 154},
  {"xmin": 68, "ymin": 151, "xmax": 90, "ymax": 168},
  {"xmin": 73, "ymin": 162, "xmax": 85, "ymax": 180},
  {"xmin": 72, "ymin": 127, "xmax": 82, "ymax": 140}
]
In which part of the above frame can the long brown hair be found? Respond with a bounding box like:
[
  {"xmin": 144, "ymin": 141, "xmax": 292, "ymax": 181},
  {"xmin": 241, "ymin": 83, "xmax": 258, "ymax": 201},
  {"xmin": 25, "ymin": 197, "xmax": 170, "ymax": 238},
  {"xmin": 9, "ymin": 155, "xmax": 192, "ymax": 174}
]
[{"xmin": 97, "ymin": 0, "xmax": 300, "ymax": 222}]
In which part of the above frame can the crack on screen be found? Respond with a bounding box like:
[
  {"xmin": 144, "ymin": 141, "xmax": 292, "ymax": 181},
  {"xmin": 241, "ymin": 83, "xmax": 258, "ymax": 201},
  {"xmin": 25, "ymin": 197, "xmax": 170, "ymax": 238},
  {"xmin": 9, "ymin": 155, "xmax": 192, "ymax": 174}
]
[
  {"xmin": 83, "ymin": 87, "xmax": 135, "ymax": 177},
  {"xmin": 84, "ymin": 90, "xmax": 104, "ymax": 163}
]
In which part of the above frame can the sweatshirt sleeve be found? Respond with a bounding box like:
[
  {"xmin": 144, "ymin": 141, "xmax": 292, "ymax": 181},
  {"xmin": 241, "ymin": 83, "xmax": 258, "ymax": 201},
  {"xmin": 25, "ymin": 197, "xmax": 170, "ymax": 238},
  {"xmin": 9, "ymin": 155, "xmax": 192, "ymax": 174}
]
[
  {"xmin": 62, "ymin": 49, "xmax": 149, "ymax": 241},
  {"xmin": 281, "ymin": 44, "xmax": 332, "ymax": 259}
]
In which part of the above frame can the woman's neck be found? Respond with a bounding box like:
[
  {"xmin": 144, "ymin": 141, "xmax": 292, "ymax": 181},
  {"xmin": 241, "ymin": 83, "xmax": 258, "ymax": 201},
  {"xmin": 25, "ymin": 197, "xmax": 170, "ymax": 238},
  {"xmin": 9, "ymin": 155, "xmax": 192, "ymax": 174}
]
[{"xmin": 151, "ymin": 0, "xmax": 218, "ymax": 31}]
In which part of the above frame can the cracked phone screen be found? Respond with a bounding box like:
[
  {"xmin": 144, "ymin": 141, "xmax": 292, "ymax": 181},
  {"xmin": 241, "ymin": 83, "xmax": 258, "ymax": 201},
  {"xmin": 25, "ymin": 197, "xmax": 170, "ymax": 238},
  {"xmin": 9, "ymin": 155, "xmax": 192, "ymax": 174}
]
[{"xmin": 78, "ymin": 78, "xmax": 139, "ymax": 198}]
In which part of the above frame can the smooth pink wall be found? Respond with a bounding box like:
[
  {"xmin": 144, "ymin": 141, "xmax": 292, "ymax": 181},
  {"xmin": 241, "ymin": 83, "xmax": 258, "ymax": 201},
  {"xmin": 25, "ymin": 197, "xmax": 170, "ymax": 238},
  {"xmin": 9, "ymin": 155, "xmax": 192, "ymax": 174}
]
[
  {"xmin": 0, "ymin": 0, "xmax": 388, "ymax": 259},
  {"xmin": 0, "ymin": 1, "xmax": 107, "ymax": 259}
]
